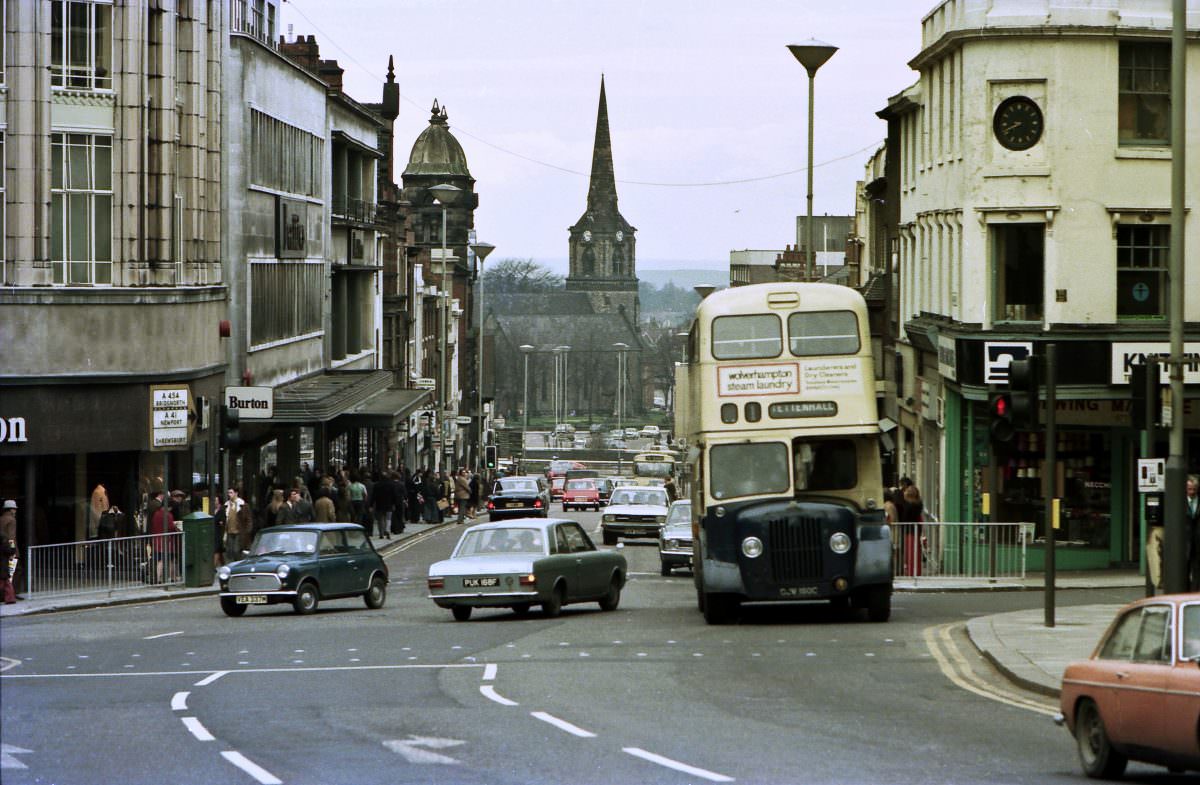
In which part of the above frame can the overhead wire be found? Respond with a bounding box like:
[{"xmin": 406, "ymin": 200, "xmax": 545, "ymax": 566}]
[{"xmin": 284, "ymin": 0, "xmax": 885, "ymax": 189}]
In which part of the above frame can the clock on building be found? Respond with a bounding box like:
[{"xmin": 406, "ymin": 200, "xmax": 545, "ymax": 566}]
[
  {"xmin": 615, "ymin": 231, "xmax": 624, "ymax": 242},
  {"xmin": 992, "ymin": 96, "xmax": 1043, "ymax": 151},
  {"xmin": 583, "ymin": 230, "xmax": 592, "ymax": 242}
]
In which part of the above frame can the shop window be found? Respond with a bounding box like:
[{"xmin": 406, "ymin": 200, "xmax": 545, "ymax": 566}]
[
  {"xmin": 1118, "ymin": 42, "xmax": 1170, "ymax": 146},
  {"xmin": 992, "ymin": 223, "xmax": 1043, "ymax": 323},
  {"xmin": 1116, "ymin": 224, "xmax": 1168, "ymax": 319}
]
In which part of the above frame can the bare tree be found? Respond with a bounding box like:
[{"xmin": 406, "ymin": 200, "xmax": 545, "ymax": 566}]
[{"xmin": 482, "ymin": 258, "xmax": 564, "ymax": 294}]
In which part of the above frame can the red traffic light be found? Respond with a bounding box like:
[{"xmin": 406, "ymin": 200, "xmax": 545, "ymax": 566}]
[
  {"xmin": 990, "ymin": 393, "xmax": 1011, "ymax": 417},
  {"xmin": 988, "ymin": 392, "xmax": 1015, "ymax": 443}
]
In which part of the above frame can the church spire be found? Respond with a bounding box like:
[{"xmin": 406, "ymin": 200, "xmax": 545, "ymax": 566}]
[{"xmin": 586, "ymin": 75, "xmax": 619, "ymax": 217}]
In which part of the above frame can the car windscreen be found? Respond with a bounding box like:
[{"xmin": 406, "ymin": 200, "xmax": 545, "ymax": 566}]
[
  {"xmin": 565, "ymin": 480, "xmax": 595, "ymax": 490},
  {"xmin": 666, "ymin": 503, "xmax": 691, "ymax": 525},
  {"xmin": 609, "ymin": 489, "xmax": 668, "ymax": 507},
  {"xmin": 634, "ymin": 460, "xmax": 673, "ymax": 478},
  {"xmin": 793, "ymin": 438, "xmax": 858, "ymax": 491},
  {"xmin": 498, "ymin": 479, "xmax": 537, "ymax": 493},
  {"xmin": 252, "ymin": 529, "xmax": 318, "ymax": 556},
  {"xmin": 455, "ymin": 527, "xmax": 545, "ymax": 557}
]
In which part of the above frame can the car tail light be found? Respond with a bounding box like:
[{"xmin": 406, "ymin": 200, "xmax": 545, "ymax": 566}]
[
  {"xmin": 533, "ymin": 499, "xmax": 542, "ymax": 508},
  {"xmin": 487, "ymin": 501, "xmax": 495, "ymax": 510},
  {"xmin": 519, "ymin": 574, "xmax": 536, "ymax": 586},
  {"xmin": 427, "ymin": 577, "xmax": 445, "ymax": 590}
]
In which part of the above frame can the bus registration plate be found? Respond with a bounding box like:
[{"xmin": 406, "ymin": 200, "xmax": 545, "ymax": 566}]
[{"xmin": 779, "ymin": 586, "xmax": 818, "ymax": 597}]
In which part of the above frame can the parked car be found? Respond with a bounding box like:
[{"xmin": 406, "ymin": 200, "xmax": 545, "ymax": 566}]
[
  {"xmin": 562, "ymin": 478, "xmax": 601, "ymax": 512},
  {"xmin": 427, "ymin": 518, "xmax": 627, "ymax": 620},
  {"xmin": 487, "ymin": 476, "xmax": 549, "ymax": 521},
  {"xmin": 600, "ymin": 486, "xmax": 670, "ymax": 545},
  {"xmin": 658, "ymin": 500, "xmax": 693, "ymax": 576},
  {"xmin": 217, "ymin": 523, "xmax": 388, "ymax": 616},
  {"xmin": 1055, "ymin": 593, "xmax": 1200, "ymax": 778}
]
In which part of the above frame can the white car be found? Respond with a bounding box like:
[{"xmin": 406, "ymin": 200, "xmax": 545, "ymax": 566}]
[
  {"xmin": 639, "ymin": 425, "xmax": 661, "ymax": 438},
  {"xmin": 600, "ymin": 486, "xmax": 670, "ymax": 545}
]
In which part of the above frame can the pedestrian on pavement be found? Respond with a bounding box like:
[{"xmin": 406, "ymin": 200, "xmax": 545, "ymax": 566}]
[
  {"xmin": 276, "ymin": 488, "xmax": 314, "ymax": 525},
  {"xmin": 348, "ymin": 472, "xmax": 368, "ymax": 527},
  {"xmin": 454, "ymin": 469, "xmax": 472, "ymax": 523},
  {"xmin": 225, "ymin": 487, "xmax": 253, "ymax": 556},
  {"xmin": 883, "ymin": 487, "xmax": 900, "ymax": 525},
  {"xmin": 1, "ymin": 500, "xmax": 20, "ymax": 603},
  {"xmin": 313, "ymin": 487, "xmax": 336, "ymax": 523},
  {"xmin": 371, "ymin": 471, "xmax": 397, "ymax": 539},
  {"xmin": 391, "ymin": 471, "xmax": 408, "ymax": 534},
  {"xmin": 898, "ymin": 484, "xmax": 925, "ymax": 577},
  {"xmin": 406, "ymin": 468, "xmax": 422, "ymax": 524},
  {"xmin": 1186, "ymin": 474, "xmax": 1199, "ymax": 591},
  {"xmin": 422, "ymin": 471, "xmax": 441, "ymax": 523},
  {"xmin": 468, "ymin": 470, "xmax": 480, "ymax": 518},
  {"xmin": 212, "ymin": 495, "xmax": 227, "ymax": 568},
  {"xmin": 148, "ymin": 492, "xmax": 178, "ymax": 583},
  {"xmin": 87, "ymin": 485, "xmax": 109, "ymax": 540}
]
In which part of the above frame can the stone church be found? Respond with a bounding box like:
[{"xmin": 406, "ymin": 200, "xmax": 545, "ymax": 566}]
[{"xmin": 488, "ymin": 77, "xmax": 644, "ymax": 423}]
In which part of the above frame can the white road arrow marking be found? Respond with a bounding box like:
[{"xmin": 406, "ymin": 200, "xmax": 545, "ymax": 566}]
[
  {"xmin": 1, "ymin": 744, "xmax": 33, "ymax": 770},
  {"xmin": 383, "ymin": 736, "xmax": 465, "ymax": 765}
]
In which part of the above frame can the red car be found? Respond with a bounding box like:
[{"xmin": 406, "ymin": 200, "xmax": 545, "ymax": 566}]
[
  {"xmin": 562, "ymin": 479, "xmax": 600, "ymax": 512},
  {"xmin": 1056, "ymin": 593, "xmax": 1200, "ymax": 778},
  {"xmin": 549, "ymin": 476, "xmax": 566, "ymax": 502}
]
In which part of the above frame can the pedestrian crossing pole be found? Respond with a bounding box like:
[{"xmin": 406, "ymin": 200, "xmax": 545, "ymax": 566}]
[{"xmin": 1043, "ymin": 344, "xmax": 1057, "ymax": 628}]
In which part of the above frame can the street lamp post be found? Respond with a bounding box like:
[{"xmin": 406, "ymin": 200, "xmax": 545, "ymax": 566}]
[
  {"xmin": 613, "ymin": 341, "xmax": 628, "ymax": 473},
  {"xmin": 520, "ymin": 344, "xmax": 534, "ymax": 467},
  {"xmin": 470, "ymin": 239, "xmax": 495, "ymax": 473},
  {"xmin": 553, "ymin": 345, "xmax": 570, "ymax": 439},
  {"xmin": 788, "ymin": 40, "xmax": 837, "ymax": 282},
  {"xmin": 428, "ymin": 183, "xmax": 462, "ymax": 473}
]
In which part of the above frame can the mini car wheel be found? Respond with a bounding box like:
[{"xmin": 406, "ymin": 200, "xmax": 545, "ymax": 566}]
[
  {"xmin": 452, "ymin": 605, "xmax": 472, "ymax": 622},
  {"xmin": 511, "ymin": 603, "xmax": 532, "ymax": 617},
  {"xmin": 542, "ymin": 584, "xmax": 565, "ymax": 618},
  {"xmin": 363, "ymin": 575, "xmax": 387, "ymax": 609},
  {"xmin": 603, "ymin": 530, "xmax": 617, "ymax": 546},
  {"xmin": 293, "ymin": 582, "xmax": 319, "ymax": 615},
  {"xmin": 660, "ymin": 562, "xmax": 672, "ymax": 577},
  {"xmin": 1075, "ymin": 699, "xmax": 1127, "ymax": 778},
  {"xmin": 220, "ymin": 597, "xmax": 247, "ymax": 617},
  {"xmin": 598, "ymin": 575, "xmax": 621, "ymax": 611}
]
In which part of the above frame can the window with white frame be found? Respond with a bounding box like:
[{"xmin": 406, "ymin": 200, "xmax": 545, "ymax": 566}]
[
  {"xmin": 1118, "ymin": 42, "xmax": 1170, "ymax": 145},
  {"xmin": 51, "ymin": 132, "xmax": 113, "ymax": 285},
  {"xmin": 991, "ymin": 223, "xmax": 1044, "ymax": 323},
  {"xmin": 51, "ymin": 0, "xmax": 113, "ymax": 91},
  {"xmin": 1116, "ymin": 224, "xmax": 1168, "ymax": 319}
]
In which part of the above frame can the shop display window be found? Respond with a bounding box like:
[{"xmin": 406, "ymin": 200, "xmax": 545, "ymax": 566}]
[{"xmin": 996, "ymin": 430, "xmax": 1110, "ymax": 549}]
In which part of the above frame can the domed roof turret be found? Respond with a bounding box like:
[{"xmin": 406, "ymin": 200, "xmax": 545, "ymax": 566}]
[{"xmin": 404, "ymin": 100, "xmax": 471, "ymax": 177}]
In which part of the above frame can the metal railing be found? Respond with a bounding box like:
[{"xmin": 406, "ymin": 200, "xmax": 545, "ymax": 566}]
[
  {"xmin": 25, "ymin": 532, "xmax": 185, "ymax": 598},
  {"xmin": 891, "ymin": 521, "xmax": 1034, "ymax": 583}
]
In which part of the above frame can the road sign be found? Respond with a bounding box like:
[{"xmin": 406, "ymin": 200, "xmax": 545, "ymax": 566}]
[
  {"xmin": 150, "ymin": 384, "xmax": 190, "ymax": 450},
  {"xmin": 415, "ymin": 377, "xmax": 436, "ymax": 390},
  {"xmin": 224, "ymin": 386, "xmax": 274, "ymax": 419},
  {"xmin": 455, "ymin": 416, "xmax": 472, "ymax": 425}
]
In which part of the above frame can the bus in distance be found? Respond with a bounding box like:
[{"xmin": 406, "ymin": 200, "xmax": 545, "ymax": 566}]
[{"xmin": 678, "ymin": 282, "xmax": 892, "ymax": 624}]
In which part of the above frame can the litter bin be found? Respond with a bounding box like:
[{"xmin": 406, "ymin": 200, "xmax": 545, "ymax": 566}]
[{"xmin": 182, "ymin": 512, "xmax": 215, "ymax": 588}]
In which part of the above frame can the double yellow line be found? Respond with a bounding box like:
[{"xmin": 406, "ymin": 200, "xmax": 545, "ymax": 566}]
[{"xmin": 923, "ymin": 622, "xmax": 1058, "ymax": 717}]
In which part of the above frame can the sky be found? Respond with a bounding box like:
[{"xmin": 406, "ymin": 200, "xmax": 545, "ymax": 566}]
[{"xmin": 283, "ymin": 0, "xmax": 938, "ymax": 272}]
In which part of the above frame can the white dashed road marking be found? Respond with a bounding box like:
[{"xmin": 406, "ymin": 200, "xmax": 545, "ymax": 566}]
[
  {"xmin": 221, "ymin": 751, "xmax": 282, "ymax": 784},
  {"xmin": 171, "ymin": 691, "xmax": 189, "ymax": 711},
  {"xmin": 482, "ymin": 663, "xmax": 497, "ymax": 681},
  {"xmin": 531, "ymin": 711, "xmax": 596, "ymax": 738},
  {"xmin": 143, "ymin": 630, "xmax": 185, "ymax": 640},
  {"xmin": 194, "ymin": 670, "xmax": 228, "ymax": 687},
  {"xmin": 181, "ymin": 717, "xmax": 215, "ymax": 741},
  {"xmin": 623, "ymin": 747, "xmax": 735, "ymax": 782},
  {"xmin": 480, "ymin": 685, "xmax": 518, "ymax": 706}
]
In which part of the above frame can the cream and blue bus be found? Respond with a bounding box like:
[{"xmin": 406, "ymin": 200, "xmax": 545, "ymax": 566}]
[{"xmin": 678, "ymin": 283, "xmax": 892, "ymax": 624}]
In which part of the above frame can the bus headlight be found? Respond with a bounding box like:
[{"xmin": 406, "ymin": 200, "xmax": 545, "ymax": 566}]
[
  {"xmin": 741, "ymin": 536, "xmax": 763, "ymax": 558},
  {"xmin": 829, "ymin": 532, "xmax": 851, "ymax": 554}
]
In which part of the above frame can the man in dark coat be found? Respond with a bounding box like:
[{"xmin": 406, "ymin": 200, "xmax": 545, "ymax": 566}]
[{"xmin": 371, "ymin": 473, "xmax": 397, "ymax": 539}]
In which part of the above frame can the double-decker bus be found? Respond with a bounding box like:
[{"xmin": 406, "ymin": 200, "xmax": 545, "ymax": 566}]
[{"xmin": 677, "ymin": 282, "xmax": 892, "ymax": 624}]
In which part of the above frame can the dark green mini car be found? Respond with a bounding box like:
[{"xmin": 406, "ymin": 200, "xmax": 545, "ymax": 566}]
[{"xmin": 217, "ymin": 523, "xmax": 388, "ymax": 616}]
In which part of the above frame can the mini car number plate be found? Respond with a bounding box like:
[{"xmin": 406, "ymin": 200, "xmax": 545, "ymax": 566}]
[
  {"xmin": 236, "ymin": 594, "xmax": 268, "ymax": 604},
  {"xmin": 463, "ymin": 577, "xmax": 499, "ymax": 588}
]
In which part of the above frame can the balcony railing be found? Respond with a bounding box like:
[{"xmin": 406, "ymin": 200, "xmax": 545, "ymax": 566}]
[
  {"xmin": 230, "ymin": 1, "xmax": 278, "ymax": 50},
  {"xmin": 332, "ymin": 195, "xmax": 378, "ymax": 224}
]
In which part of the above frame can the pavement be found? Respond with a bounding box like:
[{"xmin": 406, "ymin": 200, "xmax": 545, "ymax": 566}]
[{"xmin": 1, "ymin": 532, "xmax": 1149, "ymax": 699}]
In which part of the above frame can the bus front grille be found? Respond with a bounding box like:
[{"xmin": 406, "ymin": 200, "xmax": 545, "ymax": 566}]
[{"xmin": 767, "ymin": 516, "xmax": 824, "ymax": 582}]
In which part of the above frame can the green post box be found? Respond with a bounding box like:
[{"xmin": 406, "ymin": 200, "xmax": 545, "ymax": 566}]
[{"xmin": 182, "ymin": 512, "xmax": 215, "ymax": 588}]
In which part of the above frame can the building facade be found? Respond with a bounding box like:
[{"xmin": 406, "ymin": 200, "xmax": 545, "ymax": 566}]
[{"xmin": 875, "ymin": 0, "xmax": 1200, "ymax": 570}]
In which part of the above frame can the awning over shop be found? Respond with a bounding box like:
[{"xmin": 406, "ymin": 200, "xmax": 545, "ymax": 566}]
[
  {"xmin": 266, "ymin": 371, "xmax": 393, "ymax": 424},
  {"xmin": 335, "ymin": 387, "xmax": 432, "ymax": 430}
]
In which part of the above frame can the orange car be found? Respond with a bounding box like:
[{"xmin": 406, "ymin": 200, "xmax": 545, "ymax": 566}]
[
  {"xmin": 561, "ymin": 479, "xmax": 600, "ymax": 512},
  {"xmin": 1056, "ymin": 593, "xmax": 1200, "ymax": 778}
]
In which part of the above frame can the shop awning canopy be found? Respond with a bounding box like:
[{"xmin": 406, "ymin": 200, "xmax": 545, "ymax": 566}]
[
  {"xmin": 266, "ymin": 371, "xmax": 394, "ymax": 424},
  {"xmin": 334, "ymin": 386, "xmax": 432, "ymax": 430}
]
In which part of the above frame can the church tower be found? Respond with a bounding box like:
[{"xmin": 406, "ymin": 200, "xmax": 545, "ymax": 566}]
[{"xmin": 566, "ymin": 77, "xmax": 639, "ymax": 320}]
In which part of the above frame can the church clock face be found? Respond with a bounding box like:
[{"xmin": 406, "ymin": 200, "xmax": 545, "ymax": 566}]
[{"xmin": 615, "ymin": 231, "xmax": 624, "ymax": 242}]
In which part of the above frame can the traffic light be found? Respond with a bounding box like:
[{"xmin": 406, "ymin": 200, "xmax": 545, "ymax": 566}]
[
  {"xmin": 1008, "ymin": 356, "xmax": 1040, "ymax": 430},
  {"xmin": 988, "ymin": 392, "xmax": 1014, "ymax": 444},
  {"xmin": 1130, "ymin": 358, "xmax": 1161, "ymax": 431},
  {"xmin": 219, "ymin": 404, "xmax": 241, "ymax": 450},
  {"xmin": 485, "ymin": 445, "xmax": 497, "ymax": 470}
]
